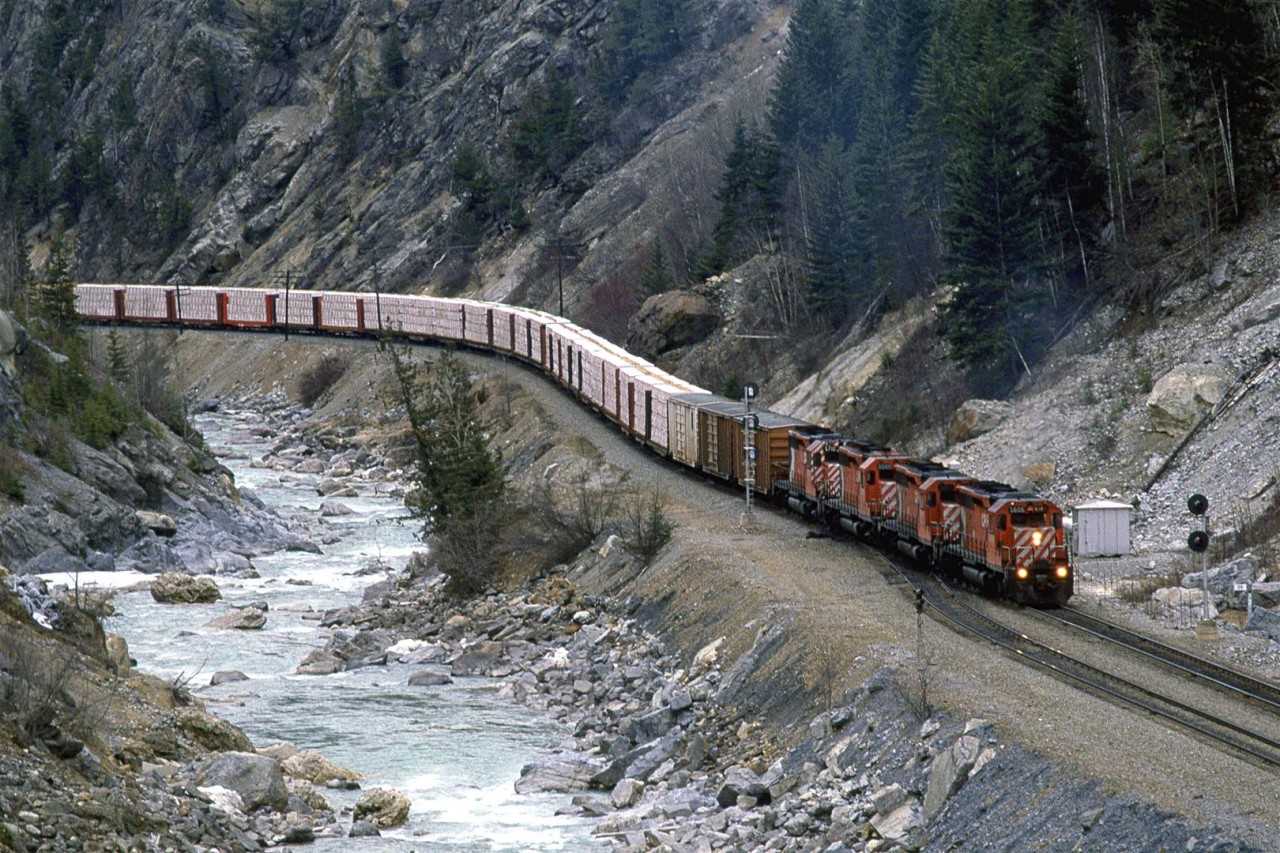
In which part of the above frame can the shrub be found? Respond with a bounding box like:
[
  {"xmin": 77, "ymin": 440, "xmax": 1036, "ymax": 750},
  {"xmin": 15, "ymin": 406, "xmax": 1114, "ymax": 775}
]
[
  {"xmin": 623, "ymin": 489, "xmax": 674, "ymax": 565},
  {"xmin": 0, "ymin": 446, "xmax": 25, "ymax": 502},
  {"xmin": 297, "ymin": 352, "xmax": 350, "ymax": 406},
  {"xmin": 533, "ymin": 473, "xmax": 621, "ymax": 562}
]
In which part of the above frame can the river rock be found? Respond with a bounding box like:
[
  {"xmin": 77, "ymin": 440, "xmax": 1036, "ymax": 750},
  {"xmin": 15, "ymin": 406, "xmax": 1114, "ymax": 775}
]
[
  {"xmin": 1146, "ymin": 363, "xmax": 1232, "ymax": 436},
  {"xmin": 514, "ymin": 754, "xmax": 607, "ymax": 794},
  {"xmin": 319, "ymin": 500, "xmax": 355, "ymax": 517},
  {"xmin": 946, "ymin": 399, "xmax": 1013, "ymax": 445},
  {"xmin": 1153, "ymin": 586, "xmax": 1205, "ymax": 607},
  {"xmin": 205, "ymin": 606, "xmax": 267, "ymax": 630},
  {"xmin": 451, "ymin": 641, "xmax": 504, "ymax": 676},
  {"xmin": 178, "ymin": 709, "xmax": 256, "ymax": 753},
  {"xmin": 353, "ymin": 787, "xmax": 411, "ymax": 828},
  {"xmin": 210, "ymin": 670, "xmax": 249, "ymax": 685},
  {"xmin": 297, "ymin": 649, "xmax": 346, "ymax": 675},
  {"xmin": 408, "ymin": 670, "xmax": 453, "ymax": 687},
  {"xmin": 716, "ymin": 765, "xmax": 771, "ymax": 808},
  {"xmin": 150, "ymin": 572, "xmax": 221, "ymax": 604},
  {"xmin": 281, "ymin": 749, "xmax": 363, "ymax": 786},
  {"xmin": 349, "ymin": 819, "xmax": 381, "ymax": 837},
  {"xmin": 106, "ymin": 634, "xmax": 132, "ymax": 676},
  {"xmin": 196, "ymin": 752, "xmax": 288, "ymax": 812},
  {"xmin": 612, "ymin": 778, "xmax": 645, "ymax": 809}
]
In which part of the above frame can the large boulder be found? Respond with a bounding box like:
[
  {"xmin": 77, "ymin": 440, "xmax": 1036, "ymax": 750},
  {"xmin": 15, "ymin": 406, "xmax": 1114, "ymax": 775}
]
[
  {"xmin": 1181, "ymin": 555, "xmax": 1260, "ymax": 595},
  {"xmin": 353, "ymin": 787, "xmax": 411, "ymax": 828},
  {"xmin": 946, "ymin": 399, "xmax": 1013, "ymax": 446},
  {"xmin": 196, "ymin": 752, "xmax": 288, "ymax": 812},
  {"xmin": 1245, "ymin": 607, "xmax": 1280, "ymax": 642},
  {"xmin": 1146, "ymin": 363, "xmax": 1232, "ymax": 436},
  {"xmin": 626, "ymin": 291, "xmax": 718, "ymax": 358},
  {"xmin": 150, "ymin": 572, "xmax": 221, "ymax": 604}
]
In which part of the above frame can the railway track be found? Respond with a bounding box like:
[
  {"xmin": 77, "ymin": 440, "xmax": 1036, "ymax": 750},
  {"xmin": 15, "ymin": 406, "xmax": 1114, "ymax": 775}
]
[
  {"xmin": 876, "ymin": 555, "xmax": 1280, "ymax": 771},
  {"xmin": 1040, "ymin": 606, "xmax": 1280, "ymax": 712}
]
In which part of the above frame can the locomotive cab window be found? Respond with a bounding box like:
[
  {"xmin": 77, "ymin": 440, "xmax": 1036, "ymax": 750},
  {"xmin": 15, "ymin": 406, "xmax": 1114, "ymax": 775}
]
[
  {"xmin": 866, "ymin": 471, "xmax": 876, "ymax": 485},
  {"xmin": 1010, "ymin": 511, "xmax": 1046, "ymax": 527},
  {"xmin": 1052, "ymin": 513, "xmax": 1062, "ymax": 528},
  {"xmin": 926, "ymin": 493, "xmax": 937, "ymax": 507},
  {"xmin": 997, "ymin": 515, "xmax": 1007, "ymax": 531}
]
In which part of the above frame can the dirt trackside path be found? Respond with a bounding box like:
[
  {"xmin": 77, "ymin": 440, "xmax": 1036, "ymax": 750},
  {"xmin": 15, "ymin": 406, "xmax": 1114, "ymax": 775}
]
[{"xmin": 168, "ymin": 331, "xmax": 1279, "ymax": 843}]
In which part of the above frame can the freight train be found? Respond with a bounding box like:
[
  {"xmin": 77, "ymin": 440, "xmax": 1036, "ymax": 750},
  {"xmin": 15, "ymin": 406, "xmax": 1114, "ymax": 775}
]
[{"xmin": 74, "ymin": 283, "xmax": 1073, "ymax": 606}]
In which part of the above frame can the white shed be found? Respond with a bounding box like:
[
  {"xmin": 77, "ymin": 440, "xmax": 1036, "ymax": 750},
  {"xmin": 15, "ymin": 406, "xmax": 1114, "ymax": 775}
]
[{"xmin": 1072, "ymin": 500, "xmax": 1132, "ymax": 557}]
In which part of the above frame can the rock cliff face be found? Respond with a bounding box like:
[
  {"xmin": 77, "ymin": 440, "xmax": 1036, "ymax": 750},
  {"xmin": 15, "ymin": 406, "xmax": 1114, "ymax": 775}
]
[{"xmin": 2, "ymin": 0, "xmax": 771, "ymax": 312}]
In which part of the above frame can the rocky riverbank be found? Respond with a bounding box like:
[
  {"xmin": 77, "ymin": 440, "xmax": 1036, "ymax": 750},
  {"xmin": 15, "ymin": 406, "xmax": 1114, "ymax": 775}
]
[{"xmin": 305, "ymin": 541, "xmax": 1260, "ymax": 852}]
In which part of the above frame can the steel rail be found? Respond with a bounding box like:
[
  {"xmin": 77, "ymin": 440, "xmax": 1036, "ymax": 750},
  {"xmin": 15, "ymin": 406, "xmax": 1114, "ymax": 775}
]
[
  {"xmin": 1040, "ymin": 606, "xmax": 1280, "ymax": 712},
  {"xmin": 875, "ymin": 555, "xmax": 1280, "ymax": 770}
]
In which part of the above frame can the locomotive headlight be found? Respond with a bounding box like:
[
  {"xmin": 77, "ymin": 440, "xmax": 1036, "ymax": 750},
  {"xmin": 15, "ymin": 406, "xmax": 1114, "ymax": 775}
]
[
  {"xmin": 1056, "ymin": 566, "xmax": 1069, "ymax": 579},
  {"xmin": 1032, "ymin": 531, "xmax": 1043, "ymax": 547},
  {"xmin": 1015, "ymin": 566, "xmax": 1029, "ymax": 580}
]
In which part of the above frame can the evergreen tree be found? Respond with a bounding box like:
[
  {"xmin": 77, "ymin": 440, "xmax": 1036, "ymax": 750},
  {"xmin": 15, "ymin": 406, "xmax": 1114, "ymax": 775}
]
[
  {"xmin": 1151, "ymin": 0, "xmax": 1269, "ymax": 213},
  {"xmin": 696, "ymin": 123, "xmax": 784, "ymax": 279},
  {"xmin": 595, "ymin": 0, "xmax": 701, "ymax": 106},
  {"xmin": 509, "ymin": 75, "xmax": 590, "ymax": 182},
  {"xmin": 107, "ymin": 327, "xmax": 130, "ymax": 385},
  {"xmin": 638, "ymin": 241, "xmax": 671, "ymax": 298},
  {"xmin": 333, "ymin": 62, "xmax": 364, "ymax": 165},
  {"xmin": 939, "ymin": 0, "xmax": 1046, "ymax": 379},
  {"xmin": 804, "ymin": 136, "xmax": 865, "ymax": 319},
  {"xmin": 386, "ymin": 347, "xmax": 504, "ymax": 534},
  {"xmin": 1034, "ymin": 12, "xmax": 1106, "ymax": 294},
  {"xmin": 39, "ymin": 233, "xmax": 77, "ymax": 335},
  {"xmin": 768, "ymin": 0, "xmax": 862, "ymax": 151}
]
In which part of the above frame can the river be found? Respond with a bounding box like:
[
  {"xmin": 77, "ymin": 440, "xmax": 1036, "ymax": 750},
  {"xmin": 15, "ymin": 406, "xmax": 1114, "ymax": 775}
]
[{"xmin": 90, "ymin": 408, "xmax": 599, "ymax": 851}]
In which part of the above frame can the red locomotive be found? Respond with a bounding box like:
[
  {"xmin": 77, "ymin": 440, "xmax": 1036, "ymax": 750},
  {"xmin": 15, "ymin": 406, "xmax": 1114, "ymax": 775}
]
[{"xmin": 74, "ymin": 283, "xmax": 1072, "ymax": 606}]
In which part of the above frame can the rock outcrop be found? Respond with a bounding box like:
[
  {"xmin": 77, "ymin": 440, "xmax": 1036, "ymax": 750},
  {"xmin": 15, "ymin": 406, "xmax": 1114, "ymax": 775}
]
[{"xmin": 627, "ymin": 291, "xmax": 719, "ymax": 358}]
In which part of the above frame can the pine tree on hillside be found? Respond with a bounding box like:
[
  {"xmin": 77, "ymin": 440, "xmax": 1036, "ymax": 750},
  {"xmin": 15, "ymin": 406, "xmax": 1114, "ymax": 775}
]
[
  {"xmin": 768, "ymin": 0, "xmax": 863, "ymax": 151},
  {"xmin": 804, "ymin": 136, "xmax": 865, "ymax": 320},
  {"xmin": 939, "ymin": 0, "xmax": 1046, "ymax": 380},
  {"xmin": 1034, "ymin": 13, "xmax": 1106, "ymax": 295},
  {"xmin": 695, "ymin": 123, "xmax": 783, "ymax": 280},
  {"xmin": 39, "ymin": 233, "xmax": 77, "ymax": 335}
]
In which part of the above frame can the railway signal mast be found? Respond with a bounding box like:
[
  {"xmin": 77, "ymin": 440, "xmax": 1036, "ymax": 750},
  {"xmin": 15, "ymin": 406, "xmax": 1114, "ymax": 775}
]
[{"xmin": 1186, "ymin": 493, "xmax": 1212, "ymax": 624}]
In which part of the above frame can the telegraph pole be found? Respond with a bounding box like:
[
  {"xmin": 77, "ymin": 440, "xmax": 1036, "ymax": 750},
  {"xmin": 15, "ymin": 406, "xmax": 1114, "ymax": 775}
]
[{"xmin": 742, "ymin": 382, "xmax": 758, "ymax": 516}]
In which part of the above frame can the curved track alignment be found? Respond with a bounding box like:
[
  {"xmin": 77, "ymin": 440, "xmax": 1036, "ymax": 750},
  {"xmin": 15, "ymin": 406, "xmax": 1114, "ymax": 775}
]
[{"xmin": 876, "ymin": 555, "xmax": 1280, "ymax": 771}]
